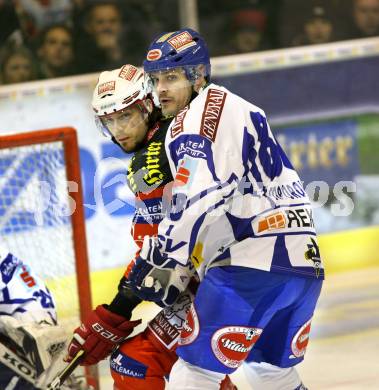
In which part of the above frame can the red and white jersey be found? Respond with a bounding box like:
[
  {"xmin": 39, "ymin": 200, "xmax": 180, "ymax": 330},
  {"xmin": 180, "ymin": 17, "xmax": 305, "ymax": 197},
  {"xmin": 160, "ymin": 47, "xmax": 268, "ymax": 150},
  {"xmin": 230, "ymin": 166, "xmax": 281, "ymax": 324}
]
[{"xmin": 158, "ymin": 83, "xmax": 324, "ymax": 280}]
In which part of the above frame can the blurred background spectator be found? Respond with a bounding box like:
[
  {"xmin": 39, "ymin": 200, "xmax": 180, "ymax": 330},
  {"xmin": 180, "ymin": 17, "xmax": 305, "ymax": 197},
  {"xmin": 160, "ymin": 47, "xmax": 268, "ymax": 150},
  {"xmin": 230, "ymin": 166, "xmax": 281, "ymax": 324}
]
[
  {"xmin": 292, "ymin": 3, "xmax": 335, "ymax": 46},
  {"xmin": 349, "ymin": 0, "xmax": 379, "ymax": 38},
  {"xmin": 227, "ymin": 8, "xmax": 271, "ymax": 54},
  {"xmin": 0, "ymin": 45, "xmax": 37, "ymax": 84},
  {"xmin": 37, "ymin": 24, "xmax": 75, "ymax": 78},
  {"xmin": 199, "ymin": 0, "xmax": 278, "ymax": 55},
  {"xmin": 0, "ymin": 0, "xmax": 378, "ymax": 85},
  {"xmin": 74, "ymin": 1, "xmax": 143, "ymax": 73},
  {"xmin": 14, "ymin": 0, "xmax": 74, "ymax": 44},
  {"xmin": 0, "ymin": 0, "xmax": 23, "ymax": 47}
]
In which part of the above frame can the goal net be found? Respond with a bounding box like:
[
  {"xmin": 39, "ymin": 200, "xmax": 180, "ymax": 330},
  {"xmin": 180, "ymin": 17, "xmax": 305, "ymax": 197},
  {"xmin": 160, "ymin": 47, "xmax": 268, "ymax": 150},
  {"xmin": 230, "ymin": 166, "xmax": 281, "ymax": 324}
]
[{"xmin": 0, "ymin": 127, "xmax": 97, "ymax": 388}]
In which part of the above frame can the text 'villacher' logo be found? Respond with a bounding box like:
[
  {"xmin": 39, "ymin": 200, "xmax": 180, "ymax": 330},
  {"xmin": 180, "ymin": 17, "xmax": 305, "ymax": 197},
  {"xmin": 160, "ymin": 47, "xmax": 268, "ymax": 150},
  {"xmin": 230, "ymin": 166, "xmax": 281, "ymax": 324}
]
[{"xmin": 211, "ymin": 326, "xmax": 262, "ymax": 368}]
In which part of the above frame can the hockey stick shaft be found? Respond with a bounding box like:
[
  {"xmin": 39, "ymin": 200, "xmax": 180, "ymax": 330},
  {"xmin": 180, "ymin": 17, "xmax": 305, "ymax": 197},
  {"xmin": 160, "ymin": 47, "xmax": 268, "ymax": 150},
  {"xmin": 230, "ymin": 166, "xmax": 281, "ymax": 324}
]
[{"xmin": 47, "ymin": 350, "xmax": 85, "ymax": 390}]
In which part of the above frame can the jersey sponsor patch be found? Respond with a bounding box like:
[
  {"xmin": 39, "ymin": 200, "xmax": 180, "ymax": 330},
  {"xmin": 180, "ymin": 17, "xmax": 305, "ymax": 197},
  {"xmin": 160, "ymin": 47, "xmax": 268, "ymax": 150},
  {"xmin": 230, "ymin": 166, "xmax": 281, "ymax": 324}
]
[
  {"xmin": 118, "ymin": 64, "xmax": 138, "ymax": 81},
  {"xmin": 127, "ymin": 141, "xmax": 165, "ymax": 193},
  {"xmin": 252, "ymin": 206, "xmax": 315, "ymax": 235},
  {"xmin": 290, "ymin": 318, "xmax": 312, "ymax": 358},
  {"xmin": 200, "ymin": 89, "xmax": 227, "ymax": 142},
  {"xmin": 179, "ymin": 303, "xmax": 200, "ymax": 346},
  {"xmin": 174, "ymin": 134, "xmax": 211, "ymax": 160},
  {"xmin": 173, "ymin": 156, "xmax": 199, "ymax": 192},
  {"xmin": 168, "ymin": 31, "xmax": 196, "ymax": 52},
  {"xmin": 148, "ymin": 311, "xmax": 181, "ymax": 350},
  {"xmin": 265, "ymin": 180, "xmax": 307, "ymax": 202},
  {"xmin": 211, "ymin": 326, "xmax": 262, "ymax": 369},
  {"xmin": 98, "ymin": 81, "xmax": 115, "ymax": 95},
  {"xmin": 171, "ymin": 106, "xmax": 189, "ymax": 138},
  {"xmin": 146, "ymin": 49, "xmax": 162, "ymax": 61},
  {"xmin": 110, "ymin": 351, "xmax": 148, "ymax": 378}
]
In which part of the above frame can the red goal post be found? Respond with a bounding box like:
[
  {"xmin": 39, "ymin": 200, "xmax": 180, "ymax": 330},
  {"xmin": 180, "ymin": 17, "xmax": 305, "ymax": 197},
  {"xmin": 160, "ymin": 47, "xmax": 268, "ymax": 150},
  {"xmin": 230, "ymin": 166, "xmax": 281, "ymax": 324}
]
[{"xmin": 0, "ymin": 127, "xmax": 98, "ymax": 387}]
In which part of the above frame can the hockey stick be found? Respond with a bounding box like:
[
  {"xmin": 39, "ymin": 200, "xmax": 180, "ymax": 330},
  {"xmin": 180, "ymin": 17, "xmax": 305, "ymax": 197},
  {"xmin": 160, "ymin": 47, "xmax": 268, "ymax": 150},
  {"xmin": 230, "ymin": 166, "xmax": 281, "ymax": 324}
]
[{"xmin": 46, "ymin": 350, "xmax": 85, "ymax": 390}]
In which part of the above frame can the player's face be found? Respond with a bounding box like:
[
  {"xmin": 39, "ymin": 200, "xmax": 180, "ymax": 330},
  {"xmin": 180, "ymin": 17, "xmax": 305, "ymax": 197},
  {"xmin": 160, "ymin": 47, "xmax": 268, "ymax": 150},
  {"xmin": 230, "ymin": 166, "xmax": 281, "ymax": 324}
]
[
  {"xmin": 149, "ymin": 68, "xmax": 192, "ymax": 117},
  {"xmin": 101, "ymin": 105, "xmax": 148, "ymax": 152}
]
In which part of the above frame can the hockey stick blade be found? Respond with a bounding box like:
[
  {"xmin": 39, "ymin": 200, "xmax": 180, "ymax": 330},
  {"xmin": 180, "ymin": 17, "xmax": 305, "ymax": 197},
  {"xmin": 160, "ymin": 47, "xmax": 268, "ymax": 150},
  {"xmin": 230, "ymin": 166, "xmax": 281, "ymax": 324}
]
[{"xmin": 46, "ymin": 350, "xmax": 85, "ymax": 390}]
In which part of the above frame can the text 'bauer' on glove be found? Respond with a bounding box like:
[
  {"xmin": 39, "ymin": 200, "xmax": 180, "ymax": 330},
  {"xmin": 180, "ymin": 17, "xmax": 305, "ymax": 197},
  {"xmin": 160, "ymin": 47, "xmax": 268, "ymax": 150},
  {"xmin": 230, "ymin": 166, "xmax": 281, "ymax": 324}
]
[
  {"xmin": 127, "ymin": 236, "xmax": 196, "ymax": 307},
  {"xmin": 65, "ymin": 305, "xmax": 141, "ymax": 366}
]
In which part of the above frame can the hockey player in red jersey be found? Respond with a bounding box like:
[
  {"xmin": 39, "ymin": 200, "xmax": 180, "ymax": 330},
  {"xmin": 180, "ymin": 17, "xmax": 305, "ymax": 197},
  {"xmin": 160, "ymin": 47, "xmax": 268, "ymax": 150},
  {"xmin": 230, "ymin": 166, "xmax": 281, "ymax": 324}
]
[{"xmin": 64, "ymin": 64, "xmax": 237, "ymax": 390}]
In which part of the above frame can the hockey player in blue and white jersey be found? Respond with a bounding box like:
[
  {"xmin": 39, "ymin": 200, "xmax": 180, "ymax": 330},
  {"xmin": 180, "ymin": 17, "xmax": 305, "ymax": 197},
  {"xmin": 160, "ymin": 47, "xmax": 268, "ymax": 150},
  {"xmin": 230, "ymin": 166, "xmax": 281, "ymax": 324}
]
[
  {"xmin": 0, "ymin": 244, "xmax": 73, "ymax": 389},
  {"xmin": 128, "ymin": 28, "xmax": 324, "ymax": 390}
]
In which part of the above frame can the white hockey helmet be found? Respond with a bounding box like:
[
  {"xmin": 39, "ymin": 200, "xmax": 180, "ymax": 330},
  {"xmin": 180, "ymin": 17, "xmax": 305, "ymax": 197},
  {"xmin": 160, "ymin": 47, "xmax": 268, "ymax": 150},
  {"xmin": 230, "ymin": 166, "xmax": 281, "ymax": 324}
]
[{"xmin": 92, "ymin": 64, "xmax": 152, "ymax": 137}]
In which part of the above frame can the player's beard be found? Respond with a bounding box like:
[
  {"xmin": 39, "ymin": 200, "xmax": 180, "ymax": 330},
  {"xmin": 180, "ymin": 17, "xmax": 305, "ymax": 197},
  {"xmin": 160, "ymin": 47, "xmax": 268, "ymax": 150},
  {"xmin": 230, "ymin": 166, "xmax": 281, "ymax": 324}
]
[{"xmin": 119, "ymin": 136, "xmax": 147, "ymax": 153}]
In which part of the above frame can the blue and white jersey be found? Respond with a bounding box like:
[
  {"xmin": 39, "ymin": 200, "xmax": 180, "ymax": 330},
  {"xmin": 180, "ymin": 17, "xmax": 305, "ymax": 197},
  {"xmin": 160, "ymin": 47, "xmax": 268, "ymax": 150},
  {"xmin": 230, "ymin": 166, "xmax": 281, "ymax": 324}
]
[
  {"xmin": 0, "ymin": 244, "xmax": 57, "ymax": 325},
  {"xmin": 157, "ymin": 83, "xmax": 324, "ymax": 280}
]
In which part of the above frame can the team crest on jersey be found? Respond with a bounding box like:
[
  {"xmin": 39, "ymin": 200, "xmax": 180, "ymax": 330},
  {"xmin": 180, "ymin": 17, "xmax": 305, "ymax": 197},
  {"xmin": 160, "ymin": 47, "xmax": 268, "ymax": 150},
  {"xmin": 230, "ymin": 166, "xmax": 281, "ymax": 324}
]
[
  {"xmin": 147, "ymin": 49, "xmax": 162, "ymax": 61},
  {"xmin": 98, "ymin": 81, "xmax": 115, "ymax": 95},
  {"xmin": 168, "ymin": 31, "xmax": 196, "ymax": 52},
  {"xmin": 200, "ymin": 89, "xmax": 227, "ymax": 142},
  {"xmin": 211, "ymin": 326, "xmax": 262, "ymax": 368},
  {"xmin": 290, "ymin": 318, "xmax": 312, "ymax": 358},
  {"xmin": 118, "ymin": 64, "xmax": 138, "ymax": 81},
  {"xmin": 179, "ymin": 304, "xmax": 200, "ymax": 345}
]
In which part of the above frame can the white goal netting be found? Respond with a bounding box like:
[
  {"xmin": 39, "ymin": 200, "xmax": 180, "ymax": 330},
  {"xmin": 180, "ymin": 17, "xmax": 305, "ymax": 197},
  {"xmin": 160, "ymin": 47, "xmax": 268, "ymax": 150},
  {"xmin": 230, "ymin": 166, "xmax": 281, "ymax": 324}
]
[{"xmin": 0, "ymin": 138, "xmax": 82, "ymax": 324}]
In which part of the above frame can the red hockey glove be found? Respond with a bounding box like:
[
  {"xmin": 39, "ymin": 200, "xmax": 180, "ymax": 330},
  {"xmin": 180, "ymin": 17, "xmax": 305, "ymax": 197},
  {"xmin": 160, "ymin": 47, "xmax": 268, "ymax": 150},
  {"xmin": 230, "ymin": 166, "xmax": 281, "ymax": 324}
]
[{"xmin": 65, "ymin": 305, "xmax": 141, "ymax": 365}]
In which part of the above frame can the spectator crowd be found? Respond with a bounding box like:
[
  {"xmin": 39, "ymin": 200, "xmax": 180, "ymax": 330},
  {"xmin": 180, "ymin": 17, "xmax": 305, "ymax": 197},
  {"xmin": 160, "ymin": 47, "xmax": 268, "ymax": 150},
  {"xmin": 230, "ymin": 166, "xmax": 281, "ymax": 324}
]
[{"xmin": 1, "ymin": 0, "xmax": 379, "ymax": 85}]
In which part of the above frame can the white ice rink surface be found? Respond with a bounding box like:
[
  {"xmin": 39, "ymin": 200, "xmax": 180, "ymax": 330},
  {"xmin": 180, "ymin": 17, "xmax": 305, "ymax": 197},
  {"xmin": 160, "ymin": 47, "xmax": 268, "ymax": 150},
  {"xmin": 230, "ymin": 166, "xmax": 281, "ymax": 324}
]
[{"xmin": 98, "ymin": 267, "xmax": 379, "ymax": 389}]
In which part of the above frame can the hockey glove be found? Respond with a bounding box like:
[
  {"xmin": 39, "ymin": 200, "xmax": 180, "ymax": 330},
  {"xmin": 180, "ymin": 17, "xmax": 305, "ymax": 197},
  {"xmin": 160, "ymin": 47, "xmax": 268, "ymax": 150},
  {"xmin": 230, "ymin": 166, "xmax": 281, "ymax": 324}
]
[
  {"xmin": 127, "ymin": 236, "xmax": 196, "ymax": 307},
  {"xmin": 65, "ymin": 305, "xmax": 141, "ymax": 365}
]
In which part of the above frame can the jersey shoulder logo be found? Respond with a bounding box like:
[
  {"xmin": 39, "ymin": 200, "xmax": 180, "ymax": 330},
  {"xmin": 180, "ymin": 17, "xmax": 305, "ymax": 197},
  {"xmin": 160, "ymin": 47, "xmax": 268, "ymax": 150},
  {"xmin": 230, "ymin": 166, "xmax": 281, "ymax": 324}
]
[
  {"xmin": 200, "ymin": 88, "xmax": 227, "ymax": 142},
  {"xmin": 171, "ymin": 106, "xmax": 189, "ymax": 138}
]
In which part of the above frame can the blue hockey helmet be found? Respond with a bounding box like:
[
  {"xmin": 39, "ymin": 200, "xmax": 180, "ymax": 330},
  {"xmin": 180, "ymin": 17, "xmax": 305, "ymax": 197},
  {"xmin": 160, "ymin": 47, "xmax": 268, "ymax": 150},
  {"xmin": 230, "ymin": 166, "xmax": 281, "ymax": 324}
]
[{"xmin": 143, "ymin": 28, "xmax": 211, "ymax": 82}]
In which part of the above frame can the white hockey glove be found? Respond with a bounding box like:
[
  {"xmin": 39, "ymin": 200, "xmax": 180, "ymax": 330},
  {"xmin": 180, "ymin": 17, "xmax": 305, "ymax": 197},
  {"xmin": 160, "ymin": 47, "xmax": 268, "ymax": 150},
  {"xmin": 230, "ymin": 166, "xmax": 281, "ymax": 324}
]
[
  {"xmin": 0, "ymin": 316, "xmax": 68, "ymax": 376},
  {"xmin": 127, "ymin": 236, "xmax": 196, "ymax": 307}
]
